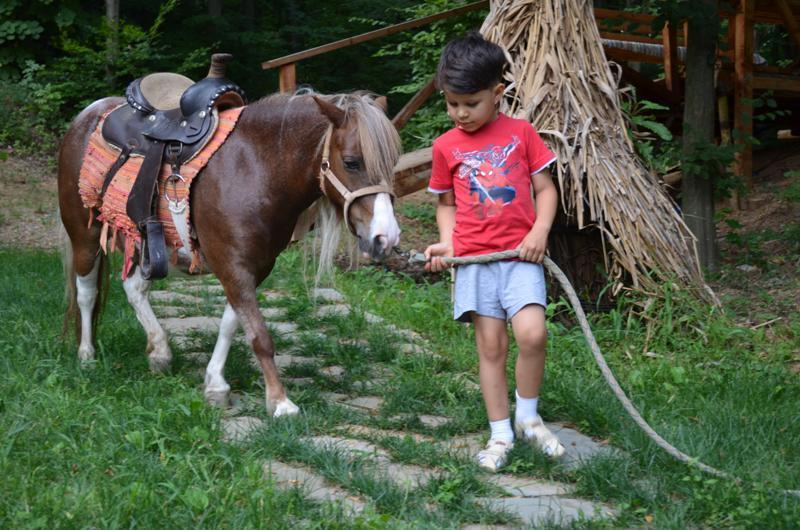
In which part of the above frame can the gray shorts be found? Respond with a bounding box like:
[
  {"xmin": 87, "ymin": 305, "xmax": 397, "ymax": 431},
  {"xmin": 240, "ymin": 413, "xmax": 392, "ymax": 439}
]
[{"xmin": 453, "ymin": 261, "xmax": 547, "ymax": 323}]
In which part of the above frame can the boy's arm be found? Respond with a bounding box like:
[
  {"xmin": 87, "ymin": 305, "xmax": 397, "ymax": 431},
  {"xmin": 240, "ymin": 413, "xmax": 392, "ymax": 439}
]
[
  {"xmin": 424, "ymin": 191, "xmax": 456, "ymax": 272},
  {"xmin": 518, "ymin": 168, "xmax": 557, "ymax": 263}
]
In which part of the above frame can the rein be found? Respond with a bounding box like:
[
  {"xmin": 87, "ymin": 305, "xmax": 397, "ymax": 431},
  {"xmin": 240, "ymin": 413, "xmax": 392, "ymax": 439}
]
[{"xmin": 319, "ymin": 124, "xmax": 394, "ymax": 235}]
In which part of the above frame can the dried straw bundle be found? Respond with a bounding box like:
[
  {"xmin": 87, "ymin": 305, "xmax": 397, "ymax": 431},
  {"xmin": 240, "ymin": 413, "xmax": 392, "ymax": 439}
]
[{"xmin": 481, "ymin": 0, "xmax": 710, "ymax": 299}]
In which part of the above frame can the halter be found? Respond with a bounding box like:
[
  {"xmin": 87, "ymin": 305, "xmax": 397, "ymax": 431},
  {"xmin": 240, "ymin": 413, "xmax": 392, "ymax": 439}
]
[{"xmin": 319, "ymin": 124, "xmax": 395, "ymax": 235}]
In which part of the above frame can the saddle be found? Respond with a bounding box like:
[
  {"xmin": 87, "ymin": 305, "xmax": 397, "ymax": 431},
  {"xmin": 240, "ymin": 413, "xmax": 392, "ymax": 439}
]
[{"xmin": 100, "ymin": 53, "xmax": 246, "ymax": 279}]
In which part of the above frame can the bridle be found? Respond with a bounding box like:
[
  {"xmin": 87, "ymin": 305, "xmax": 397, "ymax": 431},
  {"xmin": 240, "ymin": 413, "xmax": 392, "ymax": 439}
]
[{"xmin": 319, "ymin": 124, "xmax": 395, "ymax": 235}]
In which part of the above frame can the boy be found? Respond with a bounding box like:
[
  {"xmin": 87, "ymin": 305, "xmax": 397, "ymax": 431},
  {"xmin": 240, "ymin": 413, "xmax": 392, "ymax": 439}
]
[{"xmin": 424, "ymin": 31, "xmax": 565, "ymax": 472}]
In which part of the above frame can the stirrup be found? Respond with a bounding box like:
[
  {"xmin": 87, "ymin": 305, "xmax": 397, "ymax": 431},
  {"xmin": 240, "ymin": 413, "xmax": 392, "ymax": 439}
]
[{"xmin": 139, "ymin": 219, "xmax": 169, "ymax": 279}]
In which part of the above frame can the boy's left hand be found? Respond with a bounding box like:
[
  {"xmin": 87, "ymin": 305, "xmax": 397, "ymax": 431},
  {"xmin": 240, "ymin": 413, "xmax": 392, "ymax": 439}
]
[{"xmin": 517, "ymin": 225, "xmax": 549, "ymax": 263}]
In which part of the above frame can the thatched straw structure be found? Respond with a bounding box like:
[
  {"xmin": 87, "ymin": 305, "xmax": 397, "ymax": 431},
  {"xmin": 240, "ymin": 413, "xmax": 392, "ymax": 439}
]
[{"xmin": 481, "ymin": 0, "xmax": 713, "ymax": 300}]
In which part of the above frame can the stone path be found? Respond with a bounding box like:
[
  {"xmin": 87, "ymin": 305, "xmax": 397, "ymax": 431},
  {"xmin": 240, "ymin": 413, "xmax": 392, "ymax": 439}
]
[{"xmin": 150, "ymin": 278, "xmax": 618, "ymax": 528}]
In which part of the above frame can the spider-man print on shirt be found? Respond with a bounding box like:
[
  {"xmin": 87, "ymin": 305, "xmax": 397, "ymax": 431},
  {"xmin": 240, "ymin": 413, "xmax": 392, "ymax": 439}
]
[{"xmin": 453, "ymin": 136, "xmax": 521, "ymax": 219}]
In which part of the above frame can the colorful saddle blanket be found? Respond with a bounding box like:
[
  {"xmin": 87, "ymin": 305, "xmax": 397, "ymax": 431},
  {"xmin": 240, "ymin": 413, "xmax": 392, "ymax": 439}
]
[{"xmin": 79, "ymin": 105, "xmax": 245, "ymax": 278}]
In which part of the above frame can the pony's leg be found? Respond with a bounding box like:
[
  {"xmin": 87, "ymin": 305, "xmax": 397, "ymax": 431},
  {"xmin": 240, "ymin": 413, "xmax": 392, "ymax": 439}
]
[
  {"xmin": 75, "ymin": 257, "xmax": 101, "ymax": 364},
  {"xmin": 235, "ymin": 299, "xmax": 299, "ymax": 417},
  {"xmin": 122, "ymin": 267, "xmax": 172, "ymax": 372},
  {"xmin": 203, "ymin": 303, "xmax": 239, "ymax": 407}
]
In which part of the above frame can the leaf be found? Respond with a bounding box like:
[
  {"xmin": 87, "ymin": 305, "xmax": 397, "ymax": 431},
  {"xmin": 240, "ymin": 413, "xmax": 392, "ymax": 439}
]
[
  {"xmin": 182, "ymin": 487, "xmax": 209, "ymax": 512},
  {"xmin": 636, "ymin": 119, "xmax": 673, "ymax": 141}
]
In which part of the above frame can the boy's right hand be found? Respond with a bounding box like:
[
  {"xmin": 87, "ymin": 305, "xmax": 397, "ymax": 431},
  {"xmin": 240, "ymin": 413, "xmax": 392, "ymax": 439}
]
[{"xmin": 424, "ymin": 242, "xmax": 454, "ymax": 272}]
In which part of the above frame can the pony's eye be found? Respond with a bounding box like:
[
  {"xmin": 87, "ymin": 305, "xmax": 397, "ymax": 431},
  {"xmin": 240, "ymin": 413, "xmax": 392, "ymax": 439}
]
[{"xmin": 343, "ymin": 158, "xmax": 362, "ymax": 171}]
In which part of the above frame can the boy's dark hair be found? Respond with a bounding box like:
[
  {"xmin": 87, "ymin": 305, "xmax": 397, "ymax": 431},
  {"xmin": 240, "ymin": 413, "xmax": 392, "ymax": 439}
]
[{"xmin": 435, "ymin": 31, "xmax": 507, "ymax": 94}]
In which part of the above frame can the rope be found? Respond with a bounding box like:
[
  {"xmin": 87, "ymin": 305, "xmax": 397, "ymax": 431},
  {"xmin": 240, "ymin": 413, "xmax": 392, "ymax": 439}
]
[{"xmin": 413, "ymin": 249, "xmax": 799, "ymax": 497}]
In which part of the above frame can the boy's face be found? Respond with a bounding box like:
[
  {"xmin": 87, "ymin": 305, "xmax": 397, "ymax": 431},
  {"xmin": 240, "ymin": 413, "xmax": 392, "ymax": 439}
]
[{"xmin": 442, "ymin": 83, "xmax": 503, "ymax": 133}]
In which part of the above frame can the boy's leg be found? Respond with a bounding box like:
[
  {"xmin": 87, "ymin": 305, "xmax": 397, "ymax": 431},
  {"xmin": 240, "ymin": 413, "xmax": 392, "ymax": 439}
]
[
  {"xmin": 473, "ymin": 313, "xmax": 515, "ymax": 471},
  {"xmin": 510, "ymin": 304, "xmax": 546, "ymax": 399},
  {"xmin": 510, "ymin": 304, "xmax": 565, "ymax": 457},
  {"xmin": 473, "ymin": 313, "xmax": 510, "ymax": 422}
]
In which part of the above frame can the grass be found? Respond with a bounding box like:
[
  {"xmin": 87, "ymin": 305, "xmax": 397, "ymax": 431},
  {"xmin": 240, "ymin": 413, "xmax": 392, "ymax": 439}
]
[{"xmin": 1, "ymin": 245, "xmax": 799, "ymax": 528}]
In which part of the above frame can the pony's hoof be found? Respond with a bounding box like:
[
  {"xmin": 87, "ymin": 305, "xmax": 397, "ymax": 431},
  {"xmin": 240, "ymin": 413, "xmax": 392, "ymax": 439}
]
[
  {"xmin": 148, "ymin": 353, "xmax": 172, "ymax": 373},
  {"xmin": 79, "ymin": 358, "xmax": 98, "ymax": 370},
  {"xmin": 205, "ymin": 388, "xmax": 231, "ymax": 408},
  {"xmin": 271, "ymin": 398, "xmax": 300, "ymax": 417},
  {"xmin": 78, "ymin": 346, "xmax": 95, "ymax": 363}
]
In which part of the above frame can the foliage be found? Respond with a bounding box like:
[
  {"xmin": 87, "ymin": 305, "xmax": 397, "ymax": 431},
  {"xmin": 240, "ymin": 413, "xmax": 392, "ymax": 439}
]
[
  {"xmin": 370, "ymin": 1, "xmax": 488, "ymax": 150},
  {"xmin": 620, "ymin": 90, "xmax": 678, "ymax": 175}
]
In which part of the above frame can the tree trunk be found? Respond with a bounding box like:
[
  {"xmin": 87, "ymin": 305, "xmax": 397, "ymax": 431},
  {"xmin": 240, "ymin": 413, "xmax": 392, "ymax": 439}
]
[
  {"xmin": 682, "ymin": 0, "xmax": 719, "ymax": 273},
  {"xmin": 105, "ymin": 0, "xmax": 120, "ymax": 87}
]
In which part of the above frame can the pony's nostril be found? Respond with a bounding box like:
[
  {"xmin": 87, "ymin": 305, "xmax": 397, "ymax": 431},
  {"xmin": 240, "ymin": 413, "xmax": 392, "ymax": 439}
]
[{"xmin": 375, "ymin": 235, "xmax": 388, "ymax": 250}]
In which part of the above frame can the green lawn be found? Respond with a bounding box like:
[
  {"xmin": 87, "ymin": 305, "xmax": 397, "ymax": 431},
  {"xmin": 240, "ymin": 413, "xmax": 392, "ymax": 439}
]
[{"xmin": 0, "ymin": 247, "xmax": 798, "ymax": 528}]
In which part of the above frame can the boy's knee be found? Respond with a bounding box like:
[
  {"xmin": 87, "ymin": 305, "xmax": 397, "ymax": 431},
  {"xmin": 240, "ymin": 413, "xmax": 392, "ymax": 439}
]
[
  {"xmin": 479, "ymin": 348, "xmax": 508, "ymax": 364},
  {"xmin": 517, "ymin": 327, "xmax": 547, "ymax": 355}
]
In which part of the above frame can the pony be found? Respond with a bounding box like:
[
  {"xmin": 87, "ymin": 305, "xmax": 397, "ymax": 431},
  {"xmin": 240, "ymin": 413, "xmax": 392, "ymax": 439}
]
[{"xmin": 58, "ymin": 91, "xmax": 401, "ymax": 416}]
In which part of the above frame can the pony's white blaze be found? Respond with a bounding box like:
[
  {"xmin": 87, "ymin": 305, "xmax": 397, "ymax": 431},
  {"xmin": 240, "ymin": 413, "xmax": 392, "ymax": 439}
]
[
  {"xmin": 370, "ymin": 192, "xmax": 401, "ymax": 251},
  {"xmin": 76, "ymin": 258, "xmax": 100, "ymax": 362},
  {"xmin": 122, "ymin": 268, "xmax": 171, "ymax": 372},
  {"xmin": 204, "ymin": 304, "xmax": 238, "ymax": 405}
]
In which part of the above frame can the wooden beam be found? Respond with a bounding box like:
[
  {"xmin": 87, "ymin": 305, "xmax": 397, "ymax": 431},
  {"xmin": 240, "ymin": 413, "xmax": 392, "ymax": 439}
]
[
  {"xmin": 279, "ymin": 64, "xmax": 296, "ymax": 93},
  {"xmin": 392, "ymin": 78, "xmax": 437, "ymax": 131},
  {"xmin": 776, "ymin": 0, "xmax": 800, "ymax": 51},
  {"xmin": 261, "ymin": 1, "xmax": 488, "ymax": 70},
  {"xmin": 599, "ymin": 31, "xmax": 662, "ymax": 45},
  {"xmin": 734, "ymin": 0, "xmax": 755, "ymax": 189},
  {"xmin": 393, "ymin": 148, "xmax": 432, "ymax": 198},
  {"xmin": 662, "ymin": 22, "xmax": 681, "ymax": 98},
  {"xmin": 604, "ymin": 47, "xmax": 668, "ymax": 65}
]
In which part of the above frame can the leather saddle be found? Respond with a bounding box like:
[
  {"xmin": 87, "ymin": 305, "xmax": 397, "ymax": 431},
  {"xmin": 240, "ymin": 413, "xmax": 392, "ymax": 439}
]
[{"xmin": 100, "ymin": 53, "xmax": 246, "ymax": 279}]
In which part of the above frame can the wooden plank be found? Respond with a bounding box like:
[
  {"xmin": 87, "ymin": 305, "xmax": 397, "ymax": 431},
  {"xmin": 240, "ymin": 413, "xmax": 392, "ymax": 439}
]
[
  {"xmin": 393, "ymin": 148, "xmax": 432, "ymax": 198},
  {"xmin": 753, "ymin": 75, "xmax": 800, "ymax": 92},
  {"xmin": 776, "ymin": 0, "xmax": 800, "ymax": 51},
  {"xmin": 261, "ymin": 1, "xmax": 488, "ymax": 70},
  {"xmin": 734, "ymin": 0, "xmax": 755, "ymax": 189},
  {"xmin": 662, "ymin": 22, "xmax": 681, "ymax": 98},
  {"xmin": 279, "ymin": 64, "xmax": 296, "ymax": 93},
  {"xmin": 392, "ymin": 78, "xmax": 437, "ymax": 131}
]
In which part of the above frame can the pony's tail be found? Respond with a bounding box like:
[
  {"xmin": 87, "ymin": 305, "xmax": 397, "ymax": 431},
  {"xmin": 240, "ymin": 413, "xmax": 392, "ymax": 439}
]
[{"xmin": 60, "ymin": 217, "xmax": 110, "ymax": 344}]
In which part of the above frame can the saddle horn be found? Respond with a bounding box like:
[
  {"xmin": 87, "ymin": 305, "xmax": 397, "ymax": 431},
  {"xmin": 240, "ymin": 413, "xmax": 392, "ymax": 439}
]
[{"xmin": 207, "ymin": 53, "xmax": 233, "ymax": 79}]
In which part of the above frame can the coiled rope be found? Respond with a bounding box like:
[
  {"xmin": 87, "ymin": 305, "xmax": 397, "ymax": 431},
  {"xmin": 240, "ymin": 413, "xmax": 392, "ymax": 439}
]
[{"xmin": 411, "ymin": 249, "xmax": 799, "ymax": 497}]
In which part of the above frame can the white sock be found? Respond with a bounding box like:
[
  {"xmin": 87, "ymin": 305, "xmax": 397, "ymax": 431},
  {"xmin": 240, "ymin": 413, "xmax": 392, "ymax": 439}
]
[
  {"xmin": 489, "ymin": 418, "xmax": 514, "ymax": 443},
  {"xmin": 515, "ymin": 390, "xmax": 539, "ymax": 423}
]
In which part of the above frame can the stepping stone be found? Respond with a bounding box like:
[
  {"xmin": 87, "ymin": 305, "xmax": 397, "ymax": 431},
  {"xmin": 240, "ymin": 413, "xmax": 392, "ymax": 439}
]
[
  {"xmin": 286, "ymin": 377, "xmax": 314, "ymax": 387},
  {"xmin": 183, "ymin": 351, "xmax": 210, "ymax": 364},
  {"xmin": 547, "ymin": 423, "xmax": 616, "ymax": 469},
  {"xmin": 303, "ymin": 436, "xmax": 433, "ymax": 489},
  {"xmin": 486, "ymin": 475, "xmax": 574, "ymax": 497},
  {"xmin": 160, "ymin": 316, "xmax": 221, "ymax": 334},
  {"xmin": 475, "ymin": 496, "xmax": 614, "ymax": 527},
  {"xmin": 338, "ymin": 338, "xmax": 369, "ymax": 348},
  {"xmin": 267, "ymin": 322, "xmax": 300, "ymax": 336},
  {"xmin": 261, "ymin": 290, "xmax": 287, "ymax": 302},
  {"xmin": 351, "ymin": 380, "xmax": 379, "ymax": 392},
  {"xmin": 274, "ymin": 355, "xmax": 317, "ymax": 370},
  {"xmin": 461, "ymin": 525, "xmax": 513, "ymax": 530},
  {"xmin": 260, "ymin": 307, "xmax": 286, "ymax": 319},
  {"xmin": 341, "ymin": 396, "xmax": 383, "ymax": 413},
  {"xmin": 313, "ymin": 288, "xmax": 346, "ymax": 303},
  {"xmin": 155, "ymin": 306, "xmax": 188, "ymax": 318},
  {"xmin": 364, "ymin": 312, "xmax": 384, "ymax": 324},
  {"xmin": 314, "ymin": 305, "xmax": 351, "ymax": 318},
  {"xmin": 442, "ymin": 433, "xmax": 486, "ymax": 457},
  {"xmin": 263, "ymin": 461, "xmax": 366, "ymax": 515},
  {"xmin": 150, "ymin": 291, "xmax": 204, "ymax": 304},
  {"xmin": 419, "ymin": 414, "xmax": 451, "ymax": 428},
  {"xmin": 320, "ymin": 365, "xmax": 346, "ymax": 380},
  {"xmin": 221, "ymin": 416, "xmax": 264, "ymax": 442},
  {"xmin": 336, "ymin": 424, "xmax": 434, "ymax": 444},
  {"xmin": 320, "ymin": 392, "xmax": 350, "ymax": 403}
]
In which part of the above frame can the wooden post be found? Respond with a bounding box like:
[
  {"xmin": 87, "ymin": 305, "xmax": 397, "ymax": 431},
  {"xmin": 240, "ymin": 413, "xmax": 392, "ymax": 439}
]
[
  {"xmin": 279, "ymin": 63, "xmax": 296, "ymax": 93},
  {"xmin": 392, "ymin": 78, "xmax": 437, "ymax": 131},
  {"xmin": 662, "ymin": 21, "xmax": 681, "ymax": 98},
  {"xmin": 734, "ymin": 0, "xmax": 754, "ymax": 190}
]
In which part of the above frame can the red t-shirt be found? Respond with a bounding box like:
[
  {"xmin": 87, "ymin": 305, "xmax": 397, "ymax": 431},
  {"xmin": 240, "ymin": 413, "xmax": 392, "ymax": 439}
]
[{"xmin": 428, "ymin": 114, "xmax": 556, "ymax": 257}]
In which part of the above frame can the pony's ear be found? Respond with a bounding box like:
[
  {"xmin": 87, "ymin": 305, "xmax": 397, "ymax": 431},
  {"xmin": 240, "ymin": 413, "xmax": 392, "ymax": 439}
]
[
  {"xmin": 373, "ymin": 95, "xmax": 388, "ymax": 114},
  {"xmin": 313, "ymin": 96, "xmax": 346, "ymax": 128}
]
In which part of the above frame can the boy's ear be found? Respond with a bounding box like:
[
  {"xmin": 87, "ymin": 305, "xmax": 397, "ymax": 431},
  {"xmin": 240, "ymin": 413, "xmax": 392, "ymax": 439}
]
[{"xmin": 493, "ymin": 83, "xmax": 504, "ymax": 104}]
